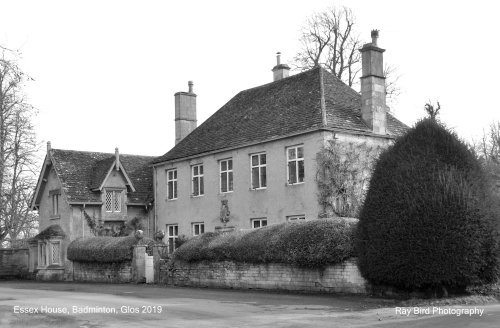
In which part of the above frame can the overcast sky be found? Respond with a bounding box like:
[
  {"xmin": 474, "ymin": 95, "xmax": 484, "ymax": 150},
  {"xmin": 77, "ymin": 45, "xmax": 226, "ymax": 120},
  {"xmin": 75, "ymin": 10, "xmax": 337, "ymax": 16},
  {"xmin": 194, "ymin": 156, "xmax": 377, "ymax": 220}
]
[{"xmin": 1, "ymin": 0, "xmax": 499, "ymax": 158}]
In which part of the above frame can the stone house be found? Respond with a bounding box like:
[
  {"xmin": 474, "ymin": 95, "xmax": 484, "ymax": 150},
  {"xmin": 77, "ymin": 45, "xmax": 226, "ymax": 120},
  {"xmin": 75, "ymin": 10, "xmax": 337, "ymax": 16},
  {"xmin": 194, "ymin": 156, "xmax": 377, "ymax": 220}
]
[
  {"xmin": 152, "ymin": 31, "xmax": 408, "ymax": 252},
  {"xmin": 29, "ymin": 146, "xmax": 154, "ymax": 280}
]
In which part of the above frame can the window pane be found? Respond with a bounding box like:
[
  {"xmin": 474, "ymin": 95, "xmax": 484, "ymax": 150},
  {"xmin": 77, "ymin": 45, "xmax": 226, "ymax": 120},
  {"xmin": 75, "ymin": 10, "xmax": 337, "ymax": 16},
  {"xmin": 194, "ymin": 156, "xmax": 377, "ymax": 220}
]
[
  {"xmin": 262, "ymin": 220, "xmax": 267, "ymax": 227},
  {"xmin": 173, "ymin": 181, "xmax": 177, "ymax": 198},
  {"xmin": 193, "ymin": 177, "xmax": 199, "ymax": 195},
  {"xmin": 105, "ymin": 192, "xmax": 112, "ymax": 211},
  {"xmin": 200, "ymin": 177, "xmax": 204, "ymax": 195},
  {"xmin": 251, "ymin": 155, "xmax": 258, "ymax": 166},
  {"xmin": 168, "ymin": 226, "xmax": 173, "ymax": 236},
  {"xmin": 297, "ymin": 146, "xmax": 304, "ymax": 158},
  {"xmin": 174, "ymin": 226, "xmax": 178, "ymax": 235},
  {"xmin": 298, "ymin": 160, "xmax": 305, "ymax": 182},
  {"xmin": 261, "ymin": 167, "xmax": 267, "ymax": 187},
  {"xmin": 288, "ymin": 148, "xmax": 296, "ymax": 160},
  {"xmin": 228, "ymin": 172, "xmax": 233, "ymax": 191},
  {"xmin": 168, "ymin": 182, "xmax": 173, "ymax": 199},
  {"xmin": 260, "ymin": 154, "xmax": 266, "ymax": 165},
  {"xmin": 252, "ymin": 167, "xmax": 259, "ymax": 188},
  {"xmin": 201, "ymin": 224, "xmax": 204, "ymax": 234},
  {"xmin": 221, "ymin": 172, "xmax": 228, "ymax": 193},
  {"xmin": 221, "ymin": 161, "xmax": 227, "ymax": 171},
  {"xmin": 174, "ymin": 170, "xmax": 177, "ymax": 179},
  {"xmin": 228, "ymin": 159, "xmax": 233, "ymax": 170},
  {"xmin": 288, "ymin": 161, "xmax": 297, "ymax": 184},
  {"xmin": 193, "ymin": 166, "xmax": 198, "ymax": 175},
  {"xmin": 200, "ymin": 165, "xmax": 203, "ymax": 175},
  {"xmin": 253, "ymin": 220, "xmax": 259, "ymax": 228},
  {"xmin": 194, "ymin": 225, "xmax": 199, "ymax": 235},
  {"xmin": 52, "ymin": 242, "xmax": 60, "ymax": 264},
  {"xmin": 114, "ymin": 191, "xmax": 121, "ymax": 211}
]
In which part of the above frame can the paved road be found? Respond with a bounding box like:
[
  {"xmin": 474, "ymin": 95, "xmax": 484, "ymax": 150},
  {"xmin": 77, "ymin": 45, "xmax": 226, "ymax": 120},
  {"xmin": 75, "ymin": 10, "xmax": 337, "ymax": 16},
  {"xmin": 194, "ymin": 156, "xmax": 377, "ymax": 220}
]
[{"xmin": 0, "ymin": 281, "xmax": 499, "ymax": 327}]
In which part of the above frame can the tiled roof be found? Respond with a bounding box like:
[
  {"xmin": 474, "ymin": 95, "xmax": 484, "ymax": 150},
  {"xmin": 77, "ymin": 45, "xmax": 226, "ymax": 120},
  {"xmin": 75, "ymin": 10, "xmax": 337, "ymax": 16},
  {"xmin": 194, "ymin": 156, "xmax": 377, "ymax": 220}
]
[
  {"xmin": 154, "ymin": 67, "xmax": 408, "ymax": 164},
  {"xmin": 50, "ymin": 149, "xmax": 155, "ymax": 204}
]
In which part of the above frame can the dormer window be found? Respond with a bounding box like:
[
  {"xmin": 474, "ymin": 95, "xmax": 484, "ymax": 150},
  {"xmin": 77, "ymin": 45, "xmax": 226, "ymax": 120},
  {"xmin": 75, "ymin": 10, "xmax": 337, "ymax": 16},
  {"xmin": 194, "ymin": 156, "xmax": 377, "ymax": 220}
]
[{"xmin": 105, "ymin": 190, "xmax": 122, "ymax": 213}]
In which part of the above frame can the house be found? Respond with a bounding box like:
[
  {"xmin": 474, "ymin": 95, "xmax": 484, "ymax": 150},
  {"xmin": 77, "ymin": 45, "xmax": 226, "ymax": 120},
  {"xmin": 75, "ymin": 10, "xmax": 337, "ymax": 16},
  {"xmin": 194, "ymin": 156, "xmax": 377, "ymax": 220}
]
[
  {"xmin": 29, "ymin": 146, "xmax": 154, "ymax": 280},
  {"xmin": 152, "ymin": 30, "xmax": 409, "ymax": 251}
]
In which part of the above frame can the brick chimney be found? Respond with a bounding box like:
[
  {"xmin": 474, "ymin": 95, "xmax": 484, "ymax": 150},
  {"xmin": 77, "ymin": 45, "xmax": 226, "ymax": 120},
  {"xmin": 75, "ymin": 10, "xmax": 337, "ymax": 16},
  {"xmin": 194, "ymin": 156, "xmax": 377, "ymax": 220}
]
[
  {"xmin": 360, "ymin": 30, "xmax": 386, "ymax": 135},
  {"xmin": 174, "ymin": 81, "xmax": 197, "ymax": 144},
  {"xmin": 272, "ymin": 52, "xmax": 290, "ymax": 81}
]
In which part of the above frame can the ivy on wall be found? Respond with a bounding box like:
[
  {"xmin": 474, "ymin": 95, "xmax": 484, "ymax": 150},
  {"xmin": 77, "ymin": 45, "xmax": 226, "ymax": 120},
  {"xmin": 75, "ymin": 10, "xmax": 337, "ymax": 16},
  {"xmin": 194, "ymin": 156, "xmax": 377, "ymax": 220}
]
[
  {"xmin": 316, "ymin": 140, "xmax": 381, "ymax": 218},
  {"xmin": 83, "ymin": 210, "xmax": 144, "ymax": 237}
]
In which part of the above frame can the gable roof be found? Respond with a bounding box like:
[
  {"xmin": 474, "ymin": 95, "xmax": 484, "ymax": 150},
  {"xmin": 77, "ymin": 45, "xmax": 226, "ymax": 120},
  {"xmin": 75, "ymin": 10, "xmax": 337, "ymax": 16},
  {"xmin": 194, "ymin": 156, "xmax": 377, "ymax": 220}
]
[
  {"xmin": 153, "ymin": 67, "xmax": 408, "ymax": 164},
  {"xmin": 33, "ymin": 149, "xmax": 155, "ymax": 206}
]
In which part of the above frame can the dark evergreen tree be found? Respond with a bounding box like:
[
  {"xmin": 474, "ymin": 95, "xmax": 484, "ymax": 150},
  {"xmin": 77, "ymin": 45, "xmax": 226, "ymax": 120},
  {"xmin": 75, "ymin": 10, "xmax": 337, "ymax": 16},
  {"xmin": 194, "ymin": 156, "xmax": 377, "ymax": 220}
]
[{"xmin": 356, "ymin": 118, "xmax": 500, "ymax": 291}]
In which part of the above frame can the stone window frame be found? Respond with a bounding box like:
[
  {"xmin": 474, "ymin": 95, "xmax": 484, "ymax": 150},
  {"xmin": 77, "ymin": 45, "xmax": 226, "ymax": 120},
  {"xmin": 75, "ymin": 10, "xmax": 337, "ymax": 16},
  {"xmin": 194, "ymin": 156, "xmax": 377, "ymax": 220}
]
[
  {"xmin": 166, "ymin": 168, "xmax": 178, "ymax": 200},
  {"xmin": 49, "ymin": 189, "xmax": 61, "ymax": 218},
  {"xmin": 286, "ymin": 145, "xmax": 305, "ymax": 185},
  {"xmin": 192, "ymin": 222, "xmax": 205, "ymax": 236},
  {"xmin": 286, "ymin": 215, "xmax": 306, "ymax": 222},
  {"xmin": 166, "ymin": 224, "xmax": 179, "ymax": 253},
  {"xmin": 250, "ymin": 152, "xmax": 267, "ymax": 190},
  {"xmin": 191, "ymin": 164, "xmax": 204, "ymax": 197},
  {"xmin": 37, "ymin": 238, "xmax": 62, "ymax": 268},
  {"xmin": 251, "ymin": 218, "xmax": 267, "ymax": 229},
  {"xmin": 104, "ymin": 189, "xmax": 123, "ymax": 213},
  {"xmin": 219, "ymin": 158, "xmax": 233, "ymax": 193}
]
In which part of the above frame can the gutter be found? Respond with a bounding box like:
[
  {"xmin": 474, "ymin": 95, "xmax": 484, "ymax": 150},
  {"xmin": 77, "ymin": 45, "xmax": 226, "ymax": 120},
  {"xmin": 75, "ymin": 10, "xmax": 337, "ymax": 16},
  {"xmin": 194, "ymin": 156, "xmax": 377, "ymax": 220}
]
[{"xmin": 152, "ymin": 126, "xmax": 396, "ymax": 166}]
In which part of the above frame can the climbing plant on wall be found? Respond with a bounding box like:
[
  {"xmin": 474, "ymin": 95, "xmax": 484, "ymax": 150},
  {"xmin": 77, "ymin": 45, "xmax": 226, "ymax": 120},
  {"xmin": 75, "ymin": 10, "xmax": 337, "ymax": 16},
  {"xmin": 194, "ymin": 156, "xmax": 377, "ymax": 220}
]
[{"xmin": 316, "ymin": 140, "xmax": 381, "ymax": 218}]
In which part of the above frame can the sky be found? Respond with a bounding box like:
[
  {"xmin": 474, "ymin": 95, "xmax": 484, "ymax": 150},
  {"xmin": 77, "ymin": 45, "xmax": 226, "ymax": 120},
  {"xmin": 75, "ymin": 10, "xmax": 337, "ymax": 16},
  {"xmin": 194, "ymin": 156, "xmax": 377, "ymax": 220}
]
[{"xmin": 1, "ymin": 0, "xmax": 499, "ymax": 159}]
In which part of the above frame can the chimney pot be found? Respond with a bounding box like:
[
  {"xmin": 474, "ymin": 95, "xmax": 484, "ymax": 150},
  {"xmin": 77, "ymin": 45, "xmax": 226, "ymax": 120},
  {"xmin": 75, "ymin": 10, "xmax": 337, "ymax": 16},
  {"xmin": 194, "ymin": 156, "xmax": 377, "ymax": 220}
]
[
  {"xmin": 188, "ymin": 81, "xmax": 194, "ymax": 93},
  {"xmin": 276, "ymin": 52, "xmax": 281, "ymax": 65},
  {"xmin": 47, "ymin": 141, "xmax": 51, "ymax": 152},
  {"xmin": 371, "ymin": 29, "xmax": 379, "ymax": 45}
]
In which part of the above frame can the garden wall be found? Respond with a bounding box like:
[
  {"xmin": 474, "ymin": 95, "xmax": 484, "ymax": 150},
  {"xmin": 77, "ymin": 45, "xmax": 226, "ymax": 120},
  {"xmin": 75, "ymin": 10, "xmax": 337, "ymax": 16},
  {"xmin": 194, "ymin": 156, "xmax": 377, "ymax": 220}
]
[
  {"xmin": 163, "ymin": 258, "xmax": 368, "ymax": 294},
  {"xmin": 72, "ymin": 261, "xmax": 133, "ymax": 283},
  {"xmin": 0, "ymin": 248, "xmax": 30, "ymax": 279}
]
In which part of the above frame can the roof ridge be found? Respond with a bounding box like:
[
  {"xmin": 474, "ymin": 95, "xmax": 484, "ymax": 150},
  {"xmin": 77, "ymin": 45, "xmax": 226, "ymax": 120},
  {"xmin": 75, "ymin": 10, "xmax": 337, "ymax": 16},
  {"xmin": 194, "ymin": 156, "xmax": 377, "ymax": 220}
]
[
  {"xmin": 237, "ymin": 66, "xmax": 322, "ymax": 94},
  {"xmin": 51, "ymin": 148, "xmax": 156, "ymax": 158}
]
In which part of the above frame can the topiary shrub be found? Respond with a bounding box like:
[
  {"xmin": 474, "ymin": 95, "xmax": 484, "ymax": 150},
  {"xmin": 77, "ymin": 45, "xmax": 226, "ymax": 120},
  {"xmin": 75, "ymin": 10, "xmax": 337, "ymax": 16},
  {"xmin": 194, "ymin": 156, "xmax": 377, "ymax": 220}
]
[
  {"xmin": 356, "ymin": 118, "xmax": 500, "ymax": 292},
  {"xmin": 172, "ymin": 219, "xmax": 357, "ymax": 268}
]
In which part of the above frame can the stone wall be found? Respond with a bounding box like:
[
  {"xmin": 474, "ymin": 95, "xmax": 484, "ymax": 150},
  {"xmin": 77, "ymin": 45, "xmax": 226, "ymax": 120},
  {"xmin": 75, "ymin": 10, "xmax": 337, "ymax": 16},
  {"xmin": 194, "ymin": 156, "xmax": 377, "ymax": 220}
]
[
  {"xmin": 72, "ymin": 261, "xmax": 132, "ymax": 283},
  {"xmin": 163, "ymin": 258, "xmax": 368, "ymax": 294},
  {"xmin": 0, "ymin": 248, "xmax": 30, "ymax": 279}
]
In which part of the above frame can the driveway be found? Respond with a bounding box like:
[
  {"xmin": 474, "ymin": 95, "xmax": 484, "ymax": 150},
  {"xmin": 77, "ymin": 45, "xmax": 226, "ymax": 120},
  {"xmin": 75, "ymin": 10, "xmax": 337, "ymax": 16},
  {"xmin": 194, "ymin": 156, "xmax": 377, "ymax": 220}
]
[{"xmin": 0, "ymin": 281, "xmax": 499, "ymax": 327}]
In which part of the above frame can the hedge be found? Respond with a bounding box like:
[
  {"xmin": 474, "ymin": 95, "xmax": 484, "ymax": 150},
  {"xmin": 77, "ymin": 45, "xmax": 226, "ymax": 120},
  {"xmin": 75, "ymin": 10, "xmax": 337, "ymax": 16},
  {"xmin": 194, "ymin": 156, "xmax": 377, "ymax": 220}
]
[
  {"xmin": 356, "ymin": 118, "xmax": 500, "ymax": 290},
  {"xmin": 173, "ymin": 219, "xmax": 357, "ymax": 268},
  {"xmin": 67, "ymin": 236, "xmax": 157, "ymax": 263}
]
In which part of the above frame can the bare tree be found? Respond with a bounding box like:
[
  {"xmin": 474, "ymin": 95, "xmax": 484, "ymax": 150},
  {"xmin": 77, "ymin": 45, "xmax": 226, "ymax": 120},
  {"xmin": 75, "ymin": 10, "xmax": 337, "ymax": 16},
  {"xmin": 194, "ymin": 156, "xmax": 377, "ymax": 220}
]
[
  {"xmin": 0, "ymin": 48, "xmax": 39, "ymax": 247},
  {"xmin": 424, "ymin": 101, "xmax": 441, "ymax": 120},
  {"xmin": 293, "ymin": 6, "xmax": 400, "ymax": 107},
  {"xmin": 473, "ymin": 121, "xmax": 500, "ymax": 196}
]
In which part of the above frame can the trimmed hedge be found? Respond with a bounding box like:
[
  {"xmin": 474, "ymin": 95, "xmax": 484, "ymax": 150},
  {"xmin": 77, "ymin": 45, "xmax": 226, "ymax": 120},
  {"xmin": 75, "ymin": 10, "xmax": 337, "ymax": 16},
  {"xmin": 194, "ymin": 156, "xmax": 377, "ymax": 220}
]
[
  {"xmin": 173, "ymin": 219, "xmax": 357, "ymax": 268},
  {"xmin": 356, "ymin": 118, "xmax": 500, "ymax": 290},
  {"xmin": 67, "ymin": 236, "xmax": 157, "ymax": 263}
]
